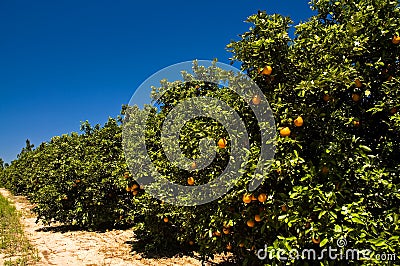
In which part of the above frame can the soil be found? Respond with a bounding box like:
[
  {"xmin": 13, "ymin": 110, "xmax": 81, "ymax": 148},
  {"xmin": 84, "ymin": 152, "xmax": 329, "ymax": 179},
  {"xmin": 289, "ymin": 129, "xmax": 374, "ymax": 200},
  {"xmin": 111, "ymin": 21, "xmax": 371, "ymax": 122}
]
[{"xmin": 0, "ymin": 188, "xmax": 232, "ymax": 266}]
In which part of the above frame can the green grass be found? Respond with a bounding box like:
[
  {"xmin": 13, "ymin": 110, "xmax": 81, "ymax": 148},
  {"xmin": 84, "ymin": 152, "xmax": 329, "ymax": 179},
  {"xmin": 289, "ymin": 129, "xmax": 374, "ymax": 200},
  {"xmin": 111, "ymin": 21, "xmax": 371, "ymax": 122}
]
[{"xmin": 0, "ymin": 193, "xmax": 39, "ymax": 265}]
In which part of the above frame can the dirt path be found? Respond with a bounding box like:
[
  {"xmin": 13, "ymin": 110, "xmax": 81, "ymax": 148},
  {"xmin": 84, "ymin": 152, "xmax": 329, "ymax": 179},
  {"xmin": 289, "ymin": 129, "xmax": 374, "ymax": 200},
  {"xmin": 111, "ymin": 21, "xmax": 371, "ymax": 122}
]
[{"xmin": 0, "ymin": 188, "xmax": 226, "ymax": 266}]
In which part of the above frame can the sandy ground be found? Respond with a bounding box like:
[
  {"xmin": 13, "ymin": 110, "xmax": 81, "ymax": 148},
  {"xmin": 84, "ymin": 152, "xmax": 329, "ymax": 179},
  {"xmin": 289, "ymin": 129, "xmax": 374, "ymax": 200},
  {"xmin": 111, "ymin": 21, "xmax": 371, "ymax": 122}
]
[{"xmin": 0, "ymin": 188, "xmax": 230, "ymax": 266}]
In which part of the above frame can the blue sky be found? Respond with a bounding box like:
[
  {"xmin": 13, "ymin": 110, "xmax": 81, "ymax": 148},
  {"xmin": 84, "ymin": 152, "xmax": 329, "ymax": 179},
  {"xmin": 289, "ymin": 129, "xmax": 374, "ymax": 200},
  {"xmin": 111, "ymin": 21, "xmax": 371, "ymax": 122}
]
[{"xmin": 0, "ymin": 0, "xmax": 314, "ymax": 163}]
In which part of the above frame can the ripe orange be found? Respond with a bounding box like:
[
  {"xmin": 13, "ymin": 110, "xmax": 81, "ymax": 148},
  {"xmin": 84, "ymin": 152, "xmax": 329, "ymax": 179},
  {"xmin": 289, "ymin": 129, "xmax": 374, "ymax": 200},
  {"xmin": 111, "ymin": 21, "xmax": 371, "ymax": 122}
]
[
  {"xmin": 226, "ymin": 243, "xmax": 232, "ymax": 250},
  {"xmin": 163, "ymin": 217, "xmax": 169, "ymax": 223},
  {"xmin": 187, "ymin": 177, "xmax": 195, "ymax": 186},
  {"xmin": 352, "ymin": 93, "xmax": 361, "ymax": 102},
  {"xmin": 251, "ymin": 194, "xmax": 257, "ymax": 201},
  {"xmin": 132, "ymin": 190, "xmax": 139, "ymax": 196},
  {"xmin": 258, "ymin": 193, "xmax": 267, "ymax": 203},
  {"xmin": 312, "ymin": 236, "xmax": 321, "ymax": 244},
  {"xmin": 322, "ymin": 166, "xmax": 329, "ymax": 174},
  {"xmin": 223, "ymin": 227, "xmax": 230, "ymax": 234},
  {"xmin": 218, "ymin": 138, "xmax": 227, "ymax": 149},
  {"xmin": 252, "ymin": 95, "xmax": 261, "ymax": 105},
  {"xmin": 126, "ymin": 186, "xmax": 131, "ymax": 192},
  {"xmin": 281, "ymin": 205, "xmax": 288, "ymax": 212},
  {"xmin": 132, "ymin": 184, "xmax": 139, "ymax": 190},
  {"xmin": 280, "ymin": 127, "xmax": 291, "ymax": 137},
  {"xmin": 247, "ymin": 220, "xmax": 255, "ymax": 228},
  {"xmin": 294, "ymin": 116, "xmax": 304, "ymax": 127},
  {"xmin": 75, "ymin": 179, "xmax": 81, "ymax": 183},
  {"xmin": 354, "ymin": 78, "xmax": 362, "ymax": 88},
  {"xmin": 255, "ymin": 214, "xmax": 262, "ymax": 222},
  {"xmin": 242, "ymin": 194, "xmax": 252, "ymax": 204},
  {"xmin": 239, "ymin": 242, "xmax": 245, "ymax": 248},
  {"xmin": 392, "ymin": 35, "xmax": 400, "ymax": 44},
  {"xmin": 189, "ymin": 240, "xmax": 194, "ymax": 246},
  {"xmin": 323, "ymin": 94, "xmax": 330, "ymax": 102},
  {"xmin": 261, "ymin": 65, "xmax": 273, "ymax": 75},
  {"xmin": 214, "ymin": 231, "xmax": 221, "ymax": 237}
]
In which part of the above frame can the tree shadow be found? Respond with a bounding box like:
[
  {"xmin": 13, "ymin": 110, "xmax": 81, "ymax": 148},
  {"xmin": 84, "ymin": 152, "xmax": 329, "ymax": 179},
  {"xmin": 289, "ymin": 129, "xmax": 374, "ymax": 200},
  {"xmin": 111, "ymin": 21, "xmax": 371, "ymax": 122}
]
[
  {"xmin": 35, "ymin": 223, "xmax": 134, "ymax": 233},
  {"xmin": 125, "ymin": 238, "xmax": 237, "ymax": 265}
]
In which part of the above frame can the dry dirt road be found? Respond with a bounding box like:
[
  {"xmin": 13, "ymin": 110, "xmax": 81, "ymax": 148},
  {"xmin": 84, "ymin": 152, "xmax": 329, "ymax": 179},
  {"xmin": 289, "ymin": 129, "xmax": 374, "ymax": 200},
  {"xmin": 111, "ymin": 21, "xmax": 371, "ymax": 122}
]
[{"xmin": 0, "ymin": 188, "xmax": 230, "ymax": 266}]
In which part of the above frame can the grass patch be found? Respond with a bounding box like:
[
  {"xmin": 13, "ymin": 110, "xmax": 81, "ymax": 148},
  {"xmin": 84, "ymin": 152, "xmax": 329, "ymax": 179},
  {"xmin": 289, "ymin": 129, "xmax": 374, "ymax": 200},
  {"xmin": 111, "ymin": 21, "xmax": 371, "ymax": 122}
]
[{"xmin": 0, "ymin": 193, "xmax": 39, "ymax": 265}]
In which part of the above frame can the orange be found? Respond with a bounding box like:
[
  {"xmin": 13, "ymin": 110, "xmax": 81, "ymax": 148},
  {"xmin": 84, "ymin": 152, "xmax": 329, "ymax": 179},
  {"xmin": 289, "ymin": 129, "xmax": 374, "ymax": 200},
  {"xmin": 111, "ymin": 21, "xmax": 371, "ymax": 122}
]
[
  {"xmin": 126, "ymin": 186, "xmax": 131, "ymax": 192},
  {"xmin": 189, "ymin": 240, "xmax": 194, "ymax": 246},
  {"xmin": 281, "ymin": 205, "xmax": 288, "ymax": 212},
  {"xmin": 261, "ymin": 65, "xmax": 273, "ymax": 75},
  {"xmin": 354, "ymin": 78, "xmax": 362, "ymax": 88},
  {"xmin": 214, "ymin": 231, "xmax": 221, "ymax": 237},
  {"xmin": 294, "ymin": 116, "xmax": 304, "ymax": 127},
  {"xmin": 131, "ymin": 184, "xmax": 139, "ymax": 190},
  {"xmin": 247, "ymin": 220, "xmax": 255, "ymax": 228},
  {"xmin": 392, "ymin": 35, "xmax": 400, "ymax": 44},
  {"xmin": 187, "ymin": 177, "xmax": 195, "ymax": 186},
  {"xmin": 226, "ymin": 243, "xmax": 232, "ymax": 250},
  {"xmin": 75, "ymin": 179, "xmax": 81, "ymax": 183},
  {"xmin": 239, "ymin": 242, "xmax": 245, "ymax": 248},
  {"xmin": 218, "ymin": 138, "xmax": 227, "ymax": 149},
  {"xmin": 280, "ymin": 127, "xmax": 291, "ymax": 137},
  {"xmin": 252, "ymin": 95, "xmax": 261, "ymax": 105},
  {"xmin": 254, "ymin": 214, "xmax": 262, "ymax": 222},
  {"xmin": 251, "ymin": 194, "xmax": 257, "ymax": 201},
  {"xmin": 242, "ymin": 194, "xmax": 252, "ymax": 204},
  {"xmin": 223, "ymin": 227, "xmax": 230, "ymax": 235},
  {"xmin": 258, "ymin": 193, "xmax": 267, "ymax": 203},
  {"xmin": 323, "ymin": 94, "xmax": 330, "ymax": 102},
  {"xmin": 312, "ymin": 236, "xmax": 321, "ymax": 244},
  {"xmin": 132, "ymin": 190, "xmax": 139, "ymax": 196},
  {"xmin": 322, "ymin": 166, "xmax": 329, "ymax": 174},
  {"xmin": 163, "ymin": 217, "xmax": 169, "ymax": 223},
  {"xmin": 352, "ymin": 93, "xmax": 361, "ymax": 102}
]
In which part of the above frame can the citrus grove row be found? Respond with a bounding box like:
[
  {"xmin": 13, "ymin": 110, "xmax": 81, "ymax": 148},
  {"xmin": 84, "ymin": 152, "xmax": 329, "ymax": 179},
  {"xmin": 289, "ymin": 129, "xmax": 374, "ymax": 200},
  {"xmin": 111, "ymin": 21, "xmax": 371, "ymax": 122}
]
[{"xmin": 1, "ymin": 0, "xmax": 399, "ymax": 265}]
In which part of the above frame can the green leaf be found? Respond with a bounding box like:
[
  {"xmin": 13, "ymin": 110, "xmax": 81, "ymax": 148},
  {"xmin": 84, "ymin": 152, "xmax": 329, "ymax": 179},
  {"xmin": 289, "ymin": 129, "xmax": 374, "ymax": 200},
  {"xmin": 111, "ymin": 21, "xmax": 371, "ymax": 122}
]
[{"xmin": 320, "ymin": 238, "xmax": 329, "ymax": 247}]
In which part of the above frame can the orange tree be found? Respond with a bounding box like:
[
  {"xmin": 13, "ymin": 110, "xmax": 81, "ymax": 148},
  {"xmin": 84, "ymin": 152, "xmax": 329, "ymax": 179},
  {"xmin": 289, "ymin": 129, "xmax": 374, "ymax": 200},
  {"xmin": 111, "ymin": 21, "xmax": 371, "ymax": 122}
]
[
  {"xmin": 126, "ymin": 0, "xmax": 399, "ymax": 265},
  {"xmin": 0, "ymin": 118, "xmax": 135, "ymax": 229}
]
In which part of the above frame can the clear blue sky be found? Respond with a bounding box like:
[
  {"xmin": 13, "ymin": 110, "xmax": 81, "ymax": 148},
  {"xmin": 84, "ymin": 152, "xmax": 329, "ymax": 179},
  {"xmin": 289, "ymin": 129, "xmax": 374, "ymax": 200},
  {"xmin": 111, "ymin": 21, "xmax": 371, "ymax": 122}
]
[{"xmin": 0, "ymin": 0, "xmax": 313, "ymax": 163}]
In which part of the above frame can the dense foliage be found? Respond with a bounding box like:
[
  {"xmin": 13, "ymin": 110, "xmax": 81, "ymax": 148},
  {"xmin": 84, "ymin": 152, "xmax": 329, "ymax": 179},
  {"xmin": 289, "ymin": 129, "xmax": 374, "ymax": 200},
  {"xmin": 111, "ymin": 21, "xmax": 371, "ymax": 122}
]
[
  {"xmin": 0, "ymin": 119, "xmax": 136, "ymax": 228},
  {"xmin": 1, "ymin": 0, "xmax": 399, "ymax": 265}
]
